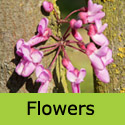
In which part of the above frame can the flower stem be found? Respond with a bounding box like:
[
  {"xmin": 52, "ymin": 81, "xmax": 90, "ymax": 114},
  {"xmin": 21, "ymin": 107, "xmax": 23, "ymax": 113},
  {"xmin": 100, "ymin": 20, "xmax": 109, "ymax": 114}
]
[
  {"xmin": 63, "ymin": 33, "xmax": 71, "ymax": 40},
  {"xmin": 51, "ymin": 34, "xmax": 61, "ymax": 41},
  {"xmin": 39, "ymin": 43, "xmax": 58, "ymax": 50},
  {"xmin": 49, "ymin": 46, "xmax": 61, "ymax": 69},
  {"xmin": 64, "ymin": 9, "xmax": 81, "ymax": 20},
  {"xmin": 63, "ymin": 26, "xmax": 70, "ymax": 38},
  {"xmin": 67, "ymin": 44, "xmax": 85, "ymax": 53},
  {"xmin": 43, "ymin": 44, "xmax": 59, "ymax": 53},
  {"xmin": 58, "ymin": 19, "xmax": 69, "ymax": 24},
  {"xmin": 66, "ymin": 40, "xmax": 78, "ymax": 44}
]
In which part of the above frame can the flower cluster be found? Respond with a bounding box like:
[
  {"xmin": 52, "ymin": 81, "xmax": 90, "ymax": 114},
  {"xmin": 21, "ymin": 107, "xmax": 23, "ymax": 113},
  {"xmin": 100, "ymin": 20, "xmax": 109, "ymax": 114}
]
[{"xmin": 15, "ymin": 0, "xmax": 113, "ymax": 93}]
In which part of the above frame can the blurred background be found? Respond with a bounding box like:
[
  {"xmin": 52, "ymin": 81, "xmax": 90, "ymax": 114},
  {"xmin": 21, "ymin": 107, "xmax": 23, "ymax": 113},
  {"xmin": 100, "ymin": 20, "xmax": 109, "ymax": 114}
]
[{"xmin": 57, "ymin": 0, "xmax": 94, "ymax": 93}]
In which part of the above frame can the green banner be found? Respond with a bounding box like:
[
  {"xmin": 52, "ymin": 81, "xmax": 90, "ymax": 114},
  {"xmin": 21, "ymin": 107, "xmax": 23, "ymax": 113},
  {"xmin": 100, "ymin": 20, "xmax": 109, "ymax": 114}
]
[{"xmin": 0, "ymin": 94, "xmax": 124, "ymax": 125}]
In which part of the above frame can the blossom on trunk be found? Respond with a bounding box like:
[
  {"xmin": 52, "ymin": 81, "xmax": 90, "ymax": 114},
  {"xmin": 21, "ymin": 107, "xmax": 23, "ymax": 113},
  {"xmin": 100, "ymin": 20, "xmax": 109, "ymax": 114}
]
[
  {"xmin": 28, "ymin": 17, "xmax": 51, "ymax": 46},
  {"xmin": 88, "ymin": 20, "xmax": 109, "ymax": 46},
  {"xmin": 78, "ymin": 0, "xmax": 105, "ymax": 24},
  {"xmin": 36, "ymin": 64, "xmax": 52, "ymax": 93},
  {"xmin": 86, "ymin": 43, "xmax": 113, "ymax": 83},
  {"xmin": 16, "ymin": 39, "xmax": 43, "ymax": 77}
]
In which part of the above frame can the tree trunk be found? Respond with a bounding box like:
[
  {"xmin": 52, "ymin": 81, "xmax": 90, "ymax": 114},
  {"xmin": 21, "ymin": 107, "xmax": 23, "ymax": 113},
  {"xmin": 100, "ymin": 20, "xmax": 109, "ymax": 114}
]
[
  {"xmin": 0, "ymin": 0, "xmax": 68, "ymax": 93},
  {"xmin": 93, "ymin": 0, "xmax": 125, "ymax": 93}
]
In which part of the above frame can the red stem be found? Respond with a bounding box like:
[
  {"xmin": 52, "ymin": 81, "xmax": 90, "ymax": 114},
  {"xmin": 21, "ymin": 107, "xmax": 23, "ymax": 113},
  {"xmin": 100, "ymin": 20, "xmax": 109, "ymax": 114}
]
[
  {"xmin": 49, "ymin": 46, "xmax": 61, "ymax": 69},
  {"xmin": 64, "ymin": 33, "xmax": 71, "ymax": 40},
  {"xmin": 64, "ymin": 9, "xmax": 81, "ymax": 20},
  {"xmin": 39, "ymin": 43, "xmax": 58, "ymax": 49},
  {"xmin": 43, "ymin": 45, "xmax": 59, "ymax": 53},
  {"xmin": 67, "ymin": 45, "xmax": 85, "ymax": 53},
  {"xmin": 63, "ymin": 26, "xmax": 70, "ymax": 39},
  {"xmin": 51, "ymin": 34, "xmax": 61, "ymax": 41},
  {"xmin": 66, "ymin": 40, "xmax": 78, "ymax": 44}
]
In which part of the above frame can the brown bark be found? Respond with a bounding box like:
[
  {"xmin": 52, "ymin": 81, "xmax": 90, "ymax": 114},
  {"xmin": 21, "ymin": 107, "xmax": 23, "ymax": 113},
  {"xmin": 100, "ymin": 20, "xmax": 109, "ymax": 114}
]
[{"xmin": 0, "ymin": 0, "xmax": 68, "ymax": 93}]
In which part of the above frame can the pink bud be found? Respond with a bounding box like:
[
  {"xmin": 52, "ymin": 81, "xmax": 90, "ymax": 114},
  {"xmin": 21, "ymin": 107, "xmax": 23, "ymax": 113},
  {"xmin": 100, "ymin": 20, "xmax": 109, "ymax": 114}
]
[
  {"xmin": 43, "ymin": 1, "xmax": 53, "ymax": 13},
  {"xmin": 70, "ymin": 19, "xmax": 76, "ymax": 29},
  {"xmin": 74, "ymin": 20, "xmax": 83, "ymax": 29},
  {"xmin": 72, "ymin": 29, "xmax": 83, "ymax": 41},
  {"xmin": 70, "ymin": 19, "xmax": 82, "ymax": 29},
  {"xmin": 62, "ymin": 58, "xmax": 74, "ymax": 71}
]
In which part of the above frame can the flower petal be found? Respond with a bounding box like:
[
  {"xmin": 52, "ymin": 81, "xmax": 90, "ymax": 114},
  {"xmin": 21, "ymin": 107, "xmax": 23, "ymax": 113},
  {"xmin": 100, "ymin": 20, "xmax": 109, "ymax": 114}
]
[
  {"xmin": 16, "ymin": 39, "xmax": 25, "ymax": 57},
  {"xmin": 38, "ymin": 17, "xmax": 49, "ymax": 35},
  {"xmin": 67, "ymin": 70, "xmax": 77, "ymax": 83},
  {"xmin": 15, "ymin": 59, "xmax": 25, "ymax": 76},
  {"xmin": 71, "ymin": 83, "xmax": 80, "ymax": 93},
  {"xmin": 101, "ymin": 49, "xmax": 113, "ymax": 66},
  {"xmin": 95, "ymin": 68, "xmax": 110, "ymax": 83},
  {"xmin": 89, "ymin": 53, "xmax": 104, "ymax": 70},
  {"xmin": 77, "ymin": 68, "xmax": 86, "ymax": 83},
  {"xmin": 88, "ymin": 3, "xmax": 103, "ymax": 16},
  {"xmin": 36, "ymin": 64, "xmax": 44, "ymax": 78},
  {"xmin": 22, "ymin": 62, "xmax": 36, "ymax": 77},
  {"xmin": 31, "ymin": 50, "xmax": 43, "ymax": 63},
  {"xmin": 21, "ymin": 45, "xmax": 32, "ymax": 61},
  {"xmin": 38, "ymin": 81, "xmax": 49, "ymax": 93},
  {"xmin": 36, "ymin": 71, "xmax": 50, "ymax": 83},
  {"xmin": 88, "ymin": 0, "xmax": 93, "ymax": 12},
  {"xmin": 95, "ymin": 46, "xmax": 109, "ymax": 57},
  {"xmin": 88, "ymin": 12, "xmax": 105, "ymax": 23},
  {"xmin": 91, "ymin": 33, "xmax": 109, "ymax": 46},
  {"xmin": 28, "ymin": 35, "xmax": 46, "ymax": 46}
]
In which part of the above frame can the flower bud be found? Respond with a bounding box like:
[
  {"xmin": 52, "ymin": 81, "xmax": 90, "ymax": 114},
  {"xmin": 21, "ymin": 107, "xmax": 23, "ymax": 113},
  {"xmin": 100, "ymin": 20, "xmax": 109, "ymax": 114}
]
[
  {"xmin": 62, "ymin": 58, "xmax": 74, "ymax": 71},
  {"xmin": 70, "ymin": 19, "xmax": 82, "ymax": 29},
  {"xmin": 43, "ymin": 1, "xmax": 53, "ymax": 13},
  {"xmin": 72, "ymin": 29, "xmax": 83, "ymax": 41},
  {"xmin": 74, "ymin": 20, "xmax": 83, "ymax": 29},
  {"xmin": 70, "ymin": 19, "xmax": 76, "ymax": 29}
]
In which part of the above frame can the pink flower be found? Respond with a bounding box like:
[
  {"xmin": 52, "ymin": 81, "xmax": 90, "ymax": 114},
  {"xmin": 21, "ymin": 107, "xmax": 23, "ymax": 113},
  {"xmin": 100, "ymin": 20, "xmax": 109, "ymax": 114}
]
[
  {"xmin": 36, "ymin": 65, "xmax": 52, "ymax": 93},
  {"xmin": 15, "ymin": 40, "xmax": 43, "ymax": 77},
  {"xmin": 70, "ymin": 19, "xmax": 83, "ymax": 41},
  {"xmin": 78, "ymin": 0, "xmax": 105, "ymax": 24},
  {"xmin": 86, "ymin": 43, "xmax": 113, "ymax": 83},
  {"xmin": 43, "ymin": 1, "xmax": 53, "ymax": 13},
  {"xmin": 67, "ymin": 68, "xmax": 86, "ymax": 93},
  {"xmin": 28, "ymin": 17, "xmax": 51, "ymax": 46},
  {"xmin": 88, "ymin": 20, "xmax": 108, "ymax": 46}
]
